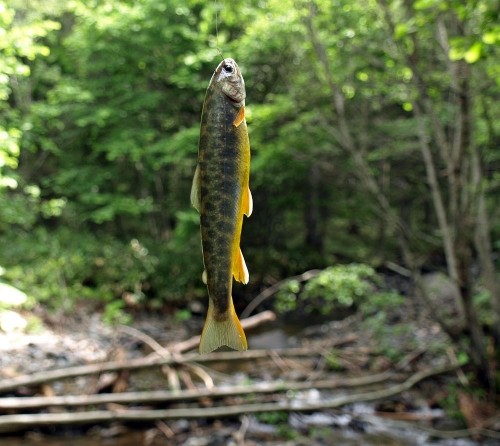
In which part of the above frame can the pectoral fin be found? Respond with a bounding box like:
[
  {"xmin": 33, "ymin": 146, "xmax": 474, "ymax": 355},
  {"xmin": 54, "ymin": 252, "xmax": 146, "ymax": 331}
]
[
  {"xmin": 233, "ymin": 248, "xmax": 249, "ymax": 284},
  {"xmin": 190, "ymin": 164, "xmax": 201, "ymax": 212},
  {"xmin": 243, "ymin": 186, "xmax": 253, "ymax": 217},
  {"xmin": 233, "ymin": 106, "xmax": 245, "ymax": 127}
]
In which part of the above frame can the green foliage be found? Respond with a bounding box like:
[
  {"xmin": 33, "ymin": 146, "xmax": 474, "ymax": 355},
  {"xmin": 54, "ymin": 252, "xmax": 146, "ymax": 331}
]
[
  {"xmin": 255, "ymin": 411, "xmax": 288, "ymax": 425},
  {"xmin": 0, "ymin": 0, "xmax": 61, "ymax": 232},
  {"xmin": 439, "ymin": 380, "xmax": 485, "ymax": 423},
  {"xmin": 359, "ymin": 290, "xmax": 412, "ymax": 361},
  {"xmin": 324, "ymin": 351, "xmax": 345, "ymax": 371},
  {"xmin": 254, "ymin": 410, "xmax": 296, "ymax": 440},
  {"xmin": 174, "ymin": 308, "xmax": 192, "ymax": 322},
  {"xmin": 359, "ymin": 290, "xmax": 405, "ymax": 318},
  {"xmin": 439, "ymin": 382, "xmax": 465, "ymax": 422},
  {"xmin": 102, "ymin": 300, "xmax": 132, "ymax": 326},
  {"xmin": 0, "ymin": 228, "xmax": 157, "ymax": 312},
  {"xmin": 473, "ymin": 289, "xmax": 494, "ymax": 326},
  {"xmin": 275, "ymin": 264, "xmax": 412, "ymax": 361},
  {"xmin": 303, "ymin": 264, "xmax": 378, "ymax": 307},
  {"xmin": 276, "ymin": 264, "xmax": 378, "ymax": 315}
]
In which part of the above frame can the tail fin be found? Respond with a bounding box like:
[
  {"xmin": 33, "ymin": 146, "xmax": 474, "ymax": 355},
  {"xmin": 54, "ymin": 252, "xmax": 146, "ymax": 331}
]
[{"xmin": 199, "ymin": 299, "xmax": 248, "ymax": 354}]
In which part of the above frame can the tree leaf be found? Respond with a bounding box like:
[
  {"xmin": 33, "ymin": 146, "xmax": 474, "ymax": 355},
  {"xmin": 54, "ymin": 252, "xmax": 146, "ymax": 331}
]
[{"xmin": 464, "ymin": 42, "xmax": 482, "ymax": 64}]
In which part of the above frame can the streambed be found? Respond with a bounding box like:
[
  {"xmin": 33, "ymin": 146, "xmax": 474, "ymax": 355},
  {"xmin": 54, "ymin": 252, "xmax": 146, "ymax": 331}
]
[{"xmin": 0, "ymin": 309, "xmax": 496, "ymax": 445}]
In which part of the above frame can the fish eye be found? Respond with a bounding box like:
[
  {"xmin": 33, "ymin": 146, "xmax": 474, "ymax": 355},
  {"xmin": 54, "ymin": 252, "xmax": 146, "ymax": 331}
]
[{"xmin": 223, "ymin": 64, "xmax": 233, "ymax": 73}]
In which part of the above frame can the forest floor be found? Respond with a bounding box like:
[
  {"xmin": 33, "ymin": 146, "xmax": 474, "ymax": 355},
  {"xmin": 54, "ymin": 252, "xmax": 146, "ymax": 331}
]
[{"xmin": 0, "ymin": 289, "xmax": 499, "ymax": 445}]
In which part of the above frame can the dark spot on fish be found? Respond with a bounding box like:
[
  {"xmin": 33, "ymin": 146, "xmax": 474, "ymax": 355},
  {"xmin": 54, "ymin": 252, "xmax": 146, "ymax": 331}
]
[
  {"xmin": 203, "ymin": 202, "xmax": 215, "ymax": 213},
  {"xmin": 218, "ymin": 221, "xmax": 233, "ymax": 233},
  {"xmin": 213, "ymin": 235, "xmax": 227, "ymax": 248}
]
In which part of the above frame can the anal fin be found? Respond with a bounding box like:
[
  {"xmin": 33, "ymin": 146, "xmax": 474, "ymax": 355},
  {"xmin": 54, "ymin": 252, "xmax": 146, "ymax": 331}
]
[
  {"xmin": 243, "ymin": 186, "xmax": 253, "ymax": 217},
  {"xmin": 233, "ymin": 248, "xmax": 249, "ymax": 284},
  {"xmin": 190, "ymin": 164, "xmax": 201, "ymax": 212}
]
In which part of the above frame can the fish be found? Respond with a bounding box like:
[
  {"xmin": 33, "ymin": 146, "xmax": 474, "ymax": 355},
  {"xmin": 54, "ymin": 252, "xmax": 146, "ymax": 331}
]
[{"xmin": 191, "ymin": 58, "xmax": 253, "ymax": 354}]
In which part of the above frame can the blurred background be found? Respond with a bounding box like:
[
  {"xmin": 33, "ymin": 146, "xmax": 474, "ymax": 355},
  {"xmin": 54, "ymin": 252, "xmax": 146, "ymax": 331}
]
[{"xmin": 0, "ymin": 0, "xmax": 499, "ymax": 443}]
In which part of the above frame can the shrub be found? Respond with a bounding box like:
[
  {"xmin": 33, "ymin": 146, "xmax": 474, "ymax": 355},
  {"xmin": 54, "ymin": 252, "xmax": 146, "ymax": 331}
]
[{"xmin": 275, "ymin": 263, "xmax": 379, "ymax": 315}]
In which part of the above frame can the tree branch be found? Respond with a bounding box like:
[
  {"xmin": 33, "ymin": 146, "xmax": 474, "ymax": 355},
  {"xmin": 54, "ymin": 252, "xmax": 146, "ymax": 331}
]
[{"xmin": 0, "ymin": 370, "xmax": 402, "ymax": 411}]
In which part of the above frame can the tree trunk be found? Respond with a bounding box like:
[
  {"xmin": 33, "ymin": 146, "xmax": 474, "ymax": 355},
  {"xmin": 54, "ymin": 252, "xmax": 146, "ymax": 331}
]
[{"xmin": 473, "ymin": 190, "xmax": 500, "ymax": 350}]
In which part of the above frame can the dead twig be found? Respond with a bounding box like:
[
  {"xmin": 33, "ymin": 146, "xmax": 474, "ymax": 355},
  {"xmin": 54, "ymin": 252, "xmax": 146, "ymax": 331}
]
[
  {"xmin": 155, "ymin": 420, "xmax": 175, "ymax": 439},
  {"xmin": 234, "ymin": 415, "xmax": 250, "ymax": 446},
  {"xmin": 119, "ymin": 325, "xmax": 172, "ymax": 358},
  {"xmin": 161, "ymin": 365, "xmax": 181, "ymax": 392}
]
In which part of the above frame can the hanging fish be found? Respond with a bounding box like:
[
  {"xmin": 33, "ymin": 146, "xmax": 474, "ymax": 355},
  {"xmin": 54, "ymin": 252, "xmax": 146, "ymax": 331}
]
[{"xmin": 191, "ymin": 58, "xmax": 253, "ymax": 354}]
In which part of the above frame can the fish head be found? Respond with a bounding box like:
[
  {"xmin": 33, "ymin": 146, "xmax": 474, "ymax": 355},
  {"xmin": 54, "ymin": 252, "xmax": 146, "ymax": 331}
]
[{"xmin": 214, "ymin": 58, "xmax": 246, "ymax": 105}]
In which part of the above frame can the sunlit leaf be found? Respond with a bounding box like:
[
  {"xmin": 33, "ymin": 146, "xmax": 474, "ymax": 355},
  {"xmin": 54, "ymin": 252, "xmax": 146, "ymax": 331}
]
[
  {"xmin": 413, "ymin": 0, "xmax": 437, "ymax": 10},
  {"xmin": 449, "ymin": 46, "xmax": 465, "ymax": 61},
  {"xmin": 394, "ymin": 23, "xmax": 407, "ymax": 40},
  {"xmin": 464, "ymin": 42, "xmax": 482, "ymax": 64},
  {"xmin": 482, "ymin": 29, "xmax": 499, "ymax": 45}
]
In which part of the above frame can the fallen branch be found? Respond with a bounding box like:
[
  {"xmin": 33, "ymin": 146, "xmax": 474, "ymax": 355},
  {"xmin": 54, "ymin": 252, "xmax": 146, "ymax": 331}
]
[
  {"xmin": 0, "ymin": 364, "xmax": 458, "ymax": 433},
  {"xmin": 0, "ymin": 369, "xmax": 403, "ymax": 410}
]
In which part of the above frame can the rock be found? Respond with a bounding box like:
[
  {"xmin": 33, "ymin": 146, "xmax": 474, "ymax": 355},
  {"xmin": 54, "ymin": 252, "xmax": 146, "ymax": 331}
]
[
  {"xmin": 181, "ymin": 437, "xmax": 211, "ymax": 446},
  {"xmin": 421, "ymin": 272, "xmax": 463, "ymax": 320},
  {"xmin": 0, "ymin": 282, "xmax": 28, "ymax": 307},
  {"xmin": 246, "ymin": 417, "xmax": 278, "ymax": 436},
  {"xmin": 249, "ymin": 328, "xmax": 290, "ymax": 349},
  {"xmin": 289, "ymin": 412, "xmax": 339, "ymax": 429},
  {"xmin": 0, "ymin": 310, "xmax": 28, "ymax": 332}
]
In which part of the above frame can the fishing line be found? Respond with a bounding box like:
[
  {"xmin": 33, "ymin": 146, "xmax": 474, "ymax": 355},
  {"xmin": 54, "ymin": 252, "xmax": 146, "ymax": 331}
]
[{"xmin": 214, "ymin": 0, "xmax": 225, "ymax": 60}]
